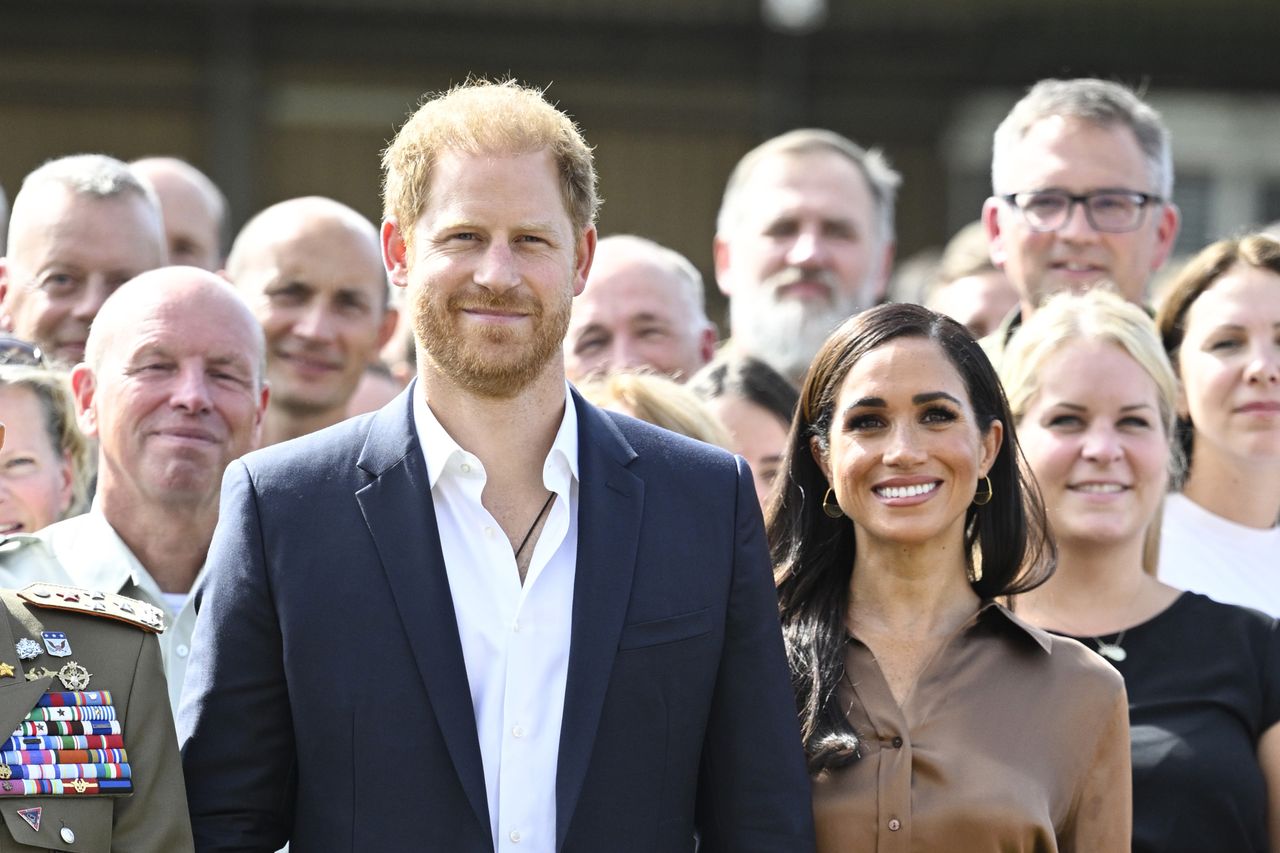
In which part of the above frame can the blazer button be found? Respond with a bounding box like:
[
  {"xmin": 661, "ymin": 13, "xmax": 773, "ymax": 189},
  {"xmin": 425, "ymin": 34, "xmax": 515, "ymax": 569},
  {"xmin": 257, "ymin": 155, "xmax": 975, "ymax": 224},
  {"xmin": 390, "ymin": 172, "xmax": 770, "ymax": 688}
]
[
  {"xmin": 891, "ymin": 736, "xmax": 903, "ymax": 748},
  {"xmin": 888, "ymin": 819, "xmax": 901, "ymax": 832}
]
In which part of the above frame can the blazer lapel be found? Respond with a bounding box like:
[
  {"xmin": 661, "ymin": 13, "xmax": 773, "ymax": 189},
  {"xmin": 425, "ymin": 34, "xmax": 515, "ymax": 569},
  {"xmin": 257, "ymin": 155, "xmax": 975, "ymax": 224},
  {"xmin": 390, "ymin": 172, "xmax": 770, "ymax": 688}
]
[
  {"xmin": 354, "ymin": 384, "xmax": 491, "ymax": 840},
  {"xmin": 555, "ymin": 393, "xmax": 644, "ymax": 850}
]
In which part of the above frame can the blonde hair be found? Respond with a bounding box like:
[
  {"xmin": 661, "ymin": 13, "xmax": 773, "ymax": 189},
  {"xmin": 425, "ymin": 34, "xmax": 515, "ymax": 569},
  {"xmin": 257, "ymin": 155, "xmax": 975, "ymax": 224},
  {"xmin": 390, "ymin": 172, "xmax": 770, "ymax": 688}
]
[
  {"xmin": 1000, "ymin": 287, "xmax": 1180, "ymax": 572},
  {"xmin": 579, "ymin": 372, "xmax": 731, "ymax": 447},
  {"xmin": 0, "ymin": 365, "xmax": 91, "ymax": 516},
  {"xmin": 382, "ymin": 79, "xmax": 600, "ymax": 240}
]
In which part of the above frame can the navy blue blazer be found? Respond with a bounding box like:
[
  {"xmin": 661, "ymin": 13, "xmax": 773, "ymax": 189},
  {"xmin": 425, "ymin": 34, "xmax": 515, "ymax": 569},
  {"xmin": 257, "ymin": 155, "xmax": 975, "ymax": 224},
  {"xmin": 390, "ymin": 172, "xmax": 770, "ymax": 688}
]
[{"xmin": 178, "ymin": 385, "xmax": 814, "ymax": 852}]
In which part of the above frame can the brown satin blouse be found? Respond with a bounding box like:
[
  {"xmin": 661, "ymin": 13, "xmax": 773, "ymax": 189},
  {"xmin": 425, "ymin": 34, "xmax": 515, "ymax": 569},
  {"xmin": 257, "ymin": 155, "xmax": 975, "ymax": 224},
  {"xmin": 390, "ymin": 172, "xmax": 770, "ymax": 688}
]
[{"xmin": 812, "ymin": 602, "xmax": 1131, "ymax": 853}]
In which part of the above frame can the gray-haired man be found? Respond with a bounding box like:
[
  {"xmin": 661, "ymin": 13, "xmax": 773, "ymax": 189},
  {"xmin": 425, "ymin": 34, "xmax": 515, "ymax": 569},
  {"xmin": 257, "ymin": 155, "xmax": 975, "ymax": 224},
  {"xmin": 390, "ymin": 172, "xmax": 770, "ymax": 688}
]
[
  {"xmin": 714, "ymin": 129, "xmax": 900, "ymax": 385},
  {"xmin": 0, "ymin": 154, "xmax": 166, "ymax": 365}
]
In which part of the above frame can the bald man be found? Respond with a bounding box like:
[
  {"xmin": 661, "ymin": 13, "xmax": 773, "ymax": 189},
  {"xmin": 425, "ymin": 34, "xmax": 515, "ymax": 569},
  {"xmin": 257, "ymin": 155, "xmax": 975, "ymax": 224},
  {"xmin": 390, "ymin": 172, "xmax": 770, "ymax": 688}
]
[
  {"xmin": 131, "ymin": 156, "xmax": 229, "ymax": 271},
  {"xmin": 0, "ymin": 267, "xmax": 268, "ymax": 715},
  {"xmin": 226, "ymin": 196, "xmax": 397, "ymax": 446},
  {"xmin": 565, "ymin": 235, "xmax": 717, "ymax": 383},
  {"xmin": 0, "ymin": 154, "xmax": 166, "ymax": 365}
]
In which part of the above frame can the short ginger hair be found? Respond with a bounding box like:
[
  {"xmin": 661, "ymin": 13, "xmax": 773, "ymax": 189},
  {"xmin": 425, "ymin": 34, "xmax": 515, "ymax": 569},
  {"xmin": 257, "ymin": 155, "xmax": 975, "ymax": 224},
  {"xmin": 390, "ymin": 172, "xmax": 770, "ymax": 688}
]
[{"xmin": 381, "ymin": 79, "xmax": 600, "ymax": 240}]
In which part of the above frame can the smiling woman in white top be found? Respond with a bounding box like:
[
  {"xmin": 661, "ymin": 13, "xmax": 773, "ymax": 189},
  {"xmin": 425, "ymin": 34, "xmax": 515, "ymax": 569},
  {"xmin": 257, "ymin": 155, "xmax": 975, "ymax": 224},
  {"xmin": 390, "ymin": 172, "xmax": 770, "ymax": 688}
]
[{"xmin": 1155, "ymin": 234, "xmax": 1280, "ymax": 615}]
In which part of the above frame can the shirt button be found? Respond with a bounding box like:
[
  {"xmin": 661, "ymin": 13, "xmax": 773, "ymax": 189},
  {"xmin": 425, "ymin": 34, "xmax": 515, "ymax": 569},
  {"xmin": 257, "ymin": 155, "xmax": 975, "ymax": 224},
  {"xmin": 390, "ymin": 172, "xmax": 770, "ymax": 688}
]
[
  {"xmin": 484, "ymin": 526, "xmax": 495, "ymax": 538},
  {"xmin": 891, "ymin": 736, "xmax": 903, "ymax": 748},
  {"xmin": 176, "ymin": 644, "xmax": 190, "ymax": 658},
  {"xmin": 888, "ymin": 819, "xmax": 901, "ymax": 832},
  {"xmin": 460, "ymin": 463, "xmax": 471, "ymax": 473},
  {"xmin": 512, "ymin": 725, "xmax": 525, "ymax": 738},
  {"xmin": 512, "ymin": 621, "xmax": 521, "ymax": 633},
  {"xmin": 509, "ymin": 829, "xmax": 522, "ymax": 843}
]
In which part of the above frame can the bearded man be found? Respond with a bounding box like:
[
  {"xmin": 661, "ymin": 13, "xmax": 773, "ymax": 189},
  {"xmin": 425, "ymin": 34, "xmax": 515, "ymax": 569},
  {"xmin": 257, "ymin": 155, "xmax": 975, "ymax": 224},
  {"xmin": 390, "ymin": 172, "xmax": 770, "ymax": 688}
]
[
  {"xmin": 714, "ymin": 129, "xmax": 899, "ymax": 385},
  {"xmin": 178, "ymin": 80, "xmax": 814, "ymax": 853}
]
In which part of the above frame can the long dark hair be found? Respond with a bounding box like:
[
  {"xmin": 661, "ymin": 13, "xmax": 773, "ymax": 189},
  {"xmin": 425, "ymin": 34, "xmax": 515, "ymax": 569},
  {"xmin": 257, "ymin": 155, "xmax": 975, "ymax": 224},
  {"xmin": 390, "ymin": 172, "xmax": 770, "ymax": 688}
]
[{"xmin": 768, "ymin": 303, "xmax": 1055, "ymax": 773}]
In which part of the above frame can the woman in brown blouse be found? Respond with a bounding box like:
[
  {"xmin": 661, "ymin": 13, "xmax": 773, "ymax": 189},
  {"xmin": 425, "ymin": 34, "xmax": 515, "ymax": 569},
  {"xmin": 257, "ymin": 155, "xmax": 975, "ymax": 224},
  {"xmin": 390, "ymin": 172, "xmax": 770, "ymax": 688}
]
[{"xmin": 769, "ymin": 303, "xmax": 1131, "ymax": 852}]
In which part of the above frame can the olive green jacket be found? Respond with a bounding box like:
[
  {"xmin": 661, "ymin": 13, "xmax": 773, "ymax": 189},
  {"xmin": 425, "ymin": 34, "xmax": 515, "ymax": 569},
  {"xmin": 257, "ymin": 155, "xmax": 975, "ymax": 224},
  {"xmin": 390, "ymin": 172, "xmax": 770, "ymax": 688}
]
[{"xmin": 0, "ymin": 583, "xmax": 193, "ymax": 852}]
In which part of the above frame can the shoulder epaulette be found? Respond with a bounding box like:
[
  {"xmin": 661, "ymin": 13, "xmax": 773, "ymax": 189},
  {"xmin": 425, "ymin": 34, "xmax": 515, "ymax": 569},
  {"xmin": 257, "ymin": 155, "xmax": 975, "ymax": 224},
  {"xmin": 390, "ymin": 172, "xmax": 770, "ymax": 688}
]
[{"xmin": 17, "ymin": 583, "xmax": 167, "ymax": 635}]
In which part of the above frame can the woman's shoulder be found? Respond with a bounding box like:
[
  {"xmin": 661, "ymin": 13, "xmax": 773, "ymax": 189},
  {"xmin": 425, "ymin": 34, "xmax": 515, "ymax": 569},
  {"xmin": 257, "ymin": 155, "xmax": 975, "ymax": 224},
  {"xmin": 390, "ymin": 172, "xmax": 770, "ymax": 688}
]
[{"xmin": 991, "ymin": 604, "xmax": 1126, "ymax": 695}]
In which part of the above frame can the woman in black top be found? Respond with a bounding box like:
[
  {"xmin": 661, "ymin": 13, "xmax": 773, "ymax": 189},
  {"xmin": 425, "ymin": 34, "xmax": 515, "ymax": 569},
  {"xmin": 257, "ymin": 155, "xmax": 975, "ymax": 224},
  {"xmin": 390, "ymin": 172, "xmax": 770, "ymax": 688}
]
[{"xmin": 1002, "ymin": 287, "xmax": 1280, "ymax": 852}]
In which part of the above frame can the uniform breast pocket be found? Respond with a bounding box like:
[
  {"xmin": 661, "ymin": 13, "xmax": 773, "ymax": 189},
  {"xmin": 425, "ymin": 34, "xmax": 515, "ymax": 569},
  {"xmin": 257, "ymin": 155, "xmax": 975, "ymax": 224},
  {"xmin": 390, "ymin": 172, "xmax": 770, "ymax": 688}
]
[
  {"xmin": 0, "ymin": 797, "xmax": 112, "ymax": 852},
  {"xmin": 618, "ymin": 607, "xmax": 713, "ymax": 650}
]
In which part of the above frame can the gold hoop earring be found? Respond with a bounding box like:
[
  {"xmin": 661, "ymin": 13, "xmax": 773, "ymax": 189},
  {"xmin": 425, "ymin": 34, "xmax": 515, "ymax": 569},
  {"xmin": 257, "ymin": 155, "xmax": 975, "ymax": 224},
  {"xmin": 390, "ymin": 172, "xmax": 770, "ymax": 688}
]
[
  {"xmin": 822, "ymin": 487, "xmax": 844, "ymax": 518},
  {"xmin": 973, "ymin": 476, "xmax": 993, "ymax": 506}
]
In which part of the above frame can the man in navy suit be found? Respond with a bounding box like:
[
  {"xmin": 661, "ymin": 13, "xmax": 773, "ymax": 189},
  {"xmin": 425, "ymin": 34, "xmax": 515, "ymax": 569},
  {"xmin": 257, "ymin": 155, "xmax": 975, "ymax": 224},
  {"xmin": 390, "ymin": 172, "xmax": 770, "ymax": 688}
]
[{"xmin": 177, "ymin": 79, "xmax": 814, "ymax": 853}]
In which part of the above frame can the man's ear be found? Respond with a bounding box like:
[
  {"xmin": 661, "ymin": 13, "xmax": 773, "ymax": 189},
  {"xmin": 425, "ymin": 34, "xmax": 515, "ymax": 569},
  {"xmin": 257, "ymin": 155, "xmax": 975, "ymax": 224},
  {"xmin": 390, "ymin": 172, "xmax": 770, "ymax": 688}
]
[
  {"xmin": 381, "ymin": 219, "xmax": 410, "ymax": 289},
  {"xmin": 573, "ymin": 226, "xmax": 597, "ymax": 298},
  {"xmin": 712, "ymin": 235, "xmax": 733, "ymax": 297},
  {"xmin": 251, "ymin": 383, "xmax": 270, "ymax": 450},
  {"xmin": 0, "ymin": 257, "xmax": 13, "ymax": 332},
  {"xmin": 981, "ymin": 198, "xmax": 1007, "ymax": 271},
  {"xmin": 69, "ymin": 364, "xmax": 99, "ymax": 439},
  {"xmin": 1151, "ymin": 202, "xmax": 1182, "ymax": 273},
  {"xmin": 697, "ymin": 324, "xmax": 718, "ymax": 366}
]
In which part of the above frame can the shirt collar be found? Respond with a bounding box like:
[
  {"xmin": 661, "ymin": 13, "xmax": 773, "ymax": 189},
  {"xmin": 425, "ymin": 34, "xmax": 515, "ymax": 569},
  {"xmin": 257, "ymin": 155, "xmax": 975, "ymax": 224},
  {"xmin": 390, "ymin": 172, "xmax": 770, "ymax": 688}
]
[
  {"xmin": 977, "ymin": 600, "xmax": 1053, "ymax": 654},
  {"xmin": 413, "ymin": 381, "xmax": 580, "ymax": 493},
  {"xmin": 43, "ymin": 509, "xmax": 155, "ymax": 598}
]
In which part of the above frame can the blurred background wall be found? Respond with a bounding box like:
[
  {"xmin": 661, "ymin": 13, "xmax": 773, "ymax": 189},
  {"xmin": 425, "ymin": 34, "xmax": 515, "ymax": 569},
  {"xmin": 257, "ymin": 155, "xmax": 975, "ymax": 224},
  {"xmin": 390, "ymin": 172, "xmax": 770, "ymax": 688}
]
[{"xmin": 3, "ymin": 0, "xmax": 1278, "ymax": 322}]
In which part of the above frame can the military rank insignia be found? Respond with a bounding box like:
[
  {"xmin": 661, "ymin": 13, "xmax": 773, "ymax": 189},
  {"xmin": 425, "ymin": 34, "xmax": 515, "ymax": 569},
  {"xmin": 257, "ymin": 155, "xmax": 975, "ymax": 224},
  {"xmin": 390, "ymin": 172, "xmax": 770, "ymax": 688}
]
[
  {"xmin": 18, "ymin": 584, "xmax": 166, "ymax": 634},
  {"xmin": 0, "ymin": 692, "xmax": 132, "ymax": 797}
]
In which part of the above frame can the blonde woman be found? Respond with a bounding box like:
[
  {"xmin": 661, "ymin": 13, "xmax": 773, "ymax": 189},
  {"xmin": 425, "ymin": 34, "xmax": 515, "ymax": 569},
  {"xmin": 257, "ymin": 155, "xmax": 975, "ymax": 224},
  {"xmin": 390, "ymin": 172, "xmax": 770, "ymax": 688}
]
[
  {"xmin": 1003, "ymin": 288, "xmax": 1280, "ymax": 853},
  {"xmin": 577, "ymin": 370, "xmax": 731, "ymax": 446},
  {"xmin": 0, "ymin": 363, "xmax": 91, "ymax": 533}
]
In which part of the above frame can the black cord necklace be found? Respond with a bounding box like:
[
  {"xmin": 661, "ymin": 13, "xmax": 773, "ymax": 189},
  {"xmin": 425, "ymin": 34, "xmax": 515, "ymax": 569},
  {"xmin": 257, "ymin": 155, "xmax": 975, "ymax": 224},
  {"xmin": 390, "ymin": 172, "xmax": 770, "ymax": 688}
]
[{"xmin": 515, "ymin": 492, "xmax": 556, "ymax": 559}]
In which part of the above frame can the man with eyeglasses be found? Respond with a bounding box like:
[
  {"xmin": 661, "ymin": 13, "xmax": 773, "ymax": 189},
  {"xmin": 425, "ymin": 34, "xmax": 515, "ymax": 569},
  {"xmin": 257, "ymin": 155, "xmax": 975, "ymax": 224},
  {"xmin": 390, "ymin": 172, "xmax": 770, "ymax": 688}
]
[
  {"xmin": 0, "ymin": 155, "xmax": 166, "ymax": 366},
  {"xmin": 980, "ymin": 78, "xmax": 1181, "ymax": 363}
]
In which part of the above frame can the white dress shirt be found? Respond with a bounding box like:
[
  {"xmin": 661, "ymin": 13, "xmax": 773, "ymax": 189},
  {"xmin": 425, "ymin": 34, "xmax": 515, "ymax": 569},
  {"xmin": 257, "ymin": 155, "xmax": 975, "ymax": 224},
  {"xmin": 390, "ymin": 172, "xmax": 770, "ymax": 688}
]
[{"xmin": 414, "ymin": 386, "xmax": 579, "ymax": 853}]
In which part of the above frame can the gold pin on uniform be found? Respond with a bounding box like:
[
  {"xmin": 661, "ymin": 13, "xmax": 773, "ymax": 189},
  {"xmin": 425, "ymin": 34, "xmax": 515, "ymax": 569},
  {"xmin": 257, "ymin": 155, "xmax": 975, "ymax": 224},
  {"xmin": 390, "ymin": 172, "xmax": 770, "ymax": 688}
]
[
  {"xmin": 24, "ymin": 667, "xmax": 54, "ymax": 682},
  {"xmin": 0, "ymin": 663, "xmax": 14, "ymax": 678}
]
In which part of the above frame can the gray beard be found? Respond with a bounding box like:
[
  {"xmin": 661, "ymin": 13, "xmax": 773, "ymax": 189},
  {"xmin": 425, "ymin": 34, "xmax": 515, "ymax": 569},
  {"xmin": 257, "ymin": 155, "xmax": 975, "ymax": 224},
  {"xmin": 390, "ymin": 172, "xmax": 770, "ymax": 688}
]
[{"xmin": 730, "ymin": 288, "xmax": 865, "ymax": 385}]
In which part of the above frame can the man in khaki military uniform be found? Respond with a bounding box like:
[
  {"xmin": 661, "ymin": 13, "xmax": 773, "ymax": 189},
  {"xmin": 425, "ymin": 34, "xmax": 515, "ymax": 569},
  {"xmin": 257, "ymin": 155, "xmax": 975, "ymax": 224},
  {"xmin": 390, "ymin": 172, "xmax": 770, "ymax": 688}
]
[
  {"xmin": 0, "ymin": 426, "xmax": 193, "ymax": 851},
  {"xmin": 0, "ymin": 268, "xmax": 268, "ymax": 718}
]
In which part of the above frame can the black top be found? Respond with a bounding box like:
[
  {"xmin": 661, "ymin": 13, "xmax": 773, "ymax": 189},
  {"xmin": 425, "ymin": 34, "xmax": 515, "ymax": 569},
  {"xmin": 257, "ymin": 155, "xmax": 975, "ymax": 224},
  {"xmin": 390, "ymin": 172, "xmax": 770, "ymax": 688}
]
[{"xmin": 1061, "ymin": 592, "xmax": 1280, "ymax": 853}]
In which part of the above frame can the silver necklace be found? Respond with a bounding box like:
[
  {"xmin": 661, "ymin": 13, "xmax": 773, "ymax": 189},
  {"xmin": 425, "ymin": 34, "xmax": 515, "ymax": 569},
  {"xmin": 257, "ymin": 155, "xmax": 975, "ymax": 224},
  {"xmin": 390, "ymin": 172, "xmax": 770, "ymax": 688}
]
[{"xmin": 1093, "ymin": 631, "xmax": 1127, "ymax": 662}]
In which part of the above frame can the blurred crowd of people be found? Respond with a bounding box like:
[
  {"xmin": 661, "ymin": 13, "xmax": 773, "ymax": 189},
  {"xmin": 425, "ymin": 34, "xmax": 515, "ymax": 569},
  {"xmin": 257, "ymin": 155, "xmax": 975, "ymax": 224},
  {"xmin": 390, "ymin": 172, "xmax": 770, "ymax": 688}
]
[{"xmin": 0, "ymin": 74, "xmax": 1275, "ymax": 852}]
